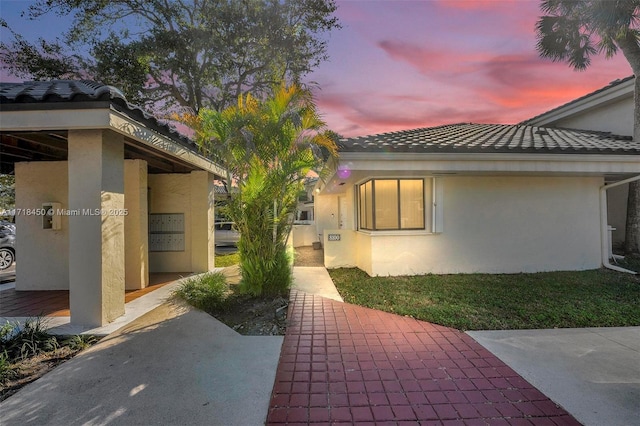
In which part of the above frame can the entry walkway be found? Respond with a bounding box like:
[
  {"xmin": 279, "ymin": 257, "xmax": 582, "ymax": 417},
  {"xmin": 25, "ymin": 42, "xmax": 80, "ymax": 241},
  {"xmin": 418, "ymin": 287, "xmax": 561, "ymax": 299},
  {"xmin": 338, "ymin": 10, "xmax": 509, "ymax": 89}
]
[
  {"xmin": 267, "ymin": 289, "xmax": 579, "ymax": 424},
  {"xmin": 0, "ymin": 301, "xmax": 282, "ymax": 426}
]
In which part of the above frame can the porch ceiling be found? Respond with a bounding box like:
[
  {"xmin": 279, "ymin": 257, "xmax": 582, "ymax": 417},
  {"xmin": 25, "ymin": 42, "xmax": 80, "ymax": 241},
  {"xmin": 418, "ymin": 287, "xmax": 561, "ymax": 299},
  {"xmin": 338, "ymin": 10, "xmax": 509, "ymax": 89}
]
[{"xmin": 0, "ymin": 131, "xmax": 201, "ymax": 175}]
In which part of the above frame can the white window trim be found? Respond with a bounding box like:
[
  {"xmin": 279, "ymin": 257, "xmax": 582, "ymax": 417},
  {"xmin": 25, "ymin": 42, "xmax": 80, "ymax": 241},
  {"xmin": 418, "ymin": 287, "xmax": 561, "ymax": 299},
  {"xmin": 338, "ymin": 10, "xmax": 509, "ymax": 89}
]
[{"xmin": 355, "ymin": 176, "xmax": 438, "ymax": 233}]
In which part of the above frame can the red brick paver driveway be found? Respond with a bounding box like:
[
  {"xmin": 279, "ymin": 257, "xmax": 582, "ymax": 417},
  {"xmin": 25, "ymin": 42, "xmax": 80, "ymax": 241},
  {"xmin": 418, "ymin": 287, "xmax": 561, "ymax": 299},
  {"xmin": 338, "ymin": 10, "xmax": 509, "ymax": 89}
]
[{"xmin": 267, "ymin": 290, "xmax": 579, "ymax": 425}]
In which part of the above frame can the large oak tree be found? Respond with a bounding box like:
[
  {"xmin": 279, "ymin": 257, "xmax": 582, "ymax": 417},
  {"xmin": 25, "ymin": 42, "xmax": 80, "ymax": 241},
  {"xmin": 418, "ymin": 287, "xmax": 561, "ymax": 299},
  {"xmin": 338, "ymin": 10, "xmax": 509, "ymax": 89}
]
[
  {"xmin": 536, "ymin": 0, "xmax": 640, "ymax": 256},
  {"xmin": 0, "ymin": 0, "xmax": 340, "ymax": 114}
]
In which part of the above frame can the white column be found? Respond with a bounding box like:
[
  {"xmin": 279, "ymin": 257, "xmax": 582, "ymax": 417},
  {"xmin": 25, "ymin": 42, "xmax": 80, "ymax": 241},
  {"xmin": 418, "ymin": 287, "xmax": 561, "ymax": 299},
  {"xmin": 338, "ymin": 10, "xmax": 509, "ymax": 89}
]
[
  {"xmin": 68, "ymin": 129, "xmax": 125, "ymax": 326},
  {"xmin": 124, "ymin": 159, "xmax": 149, "ymax": 289}
]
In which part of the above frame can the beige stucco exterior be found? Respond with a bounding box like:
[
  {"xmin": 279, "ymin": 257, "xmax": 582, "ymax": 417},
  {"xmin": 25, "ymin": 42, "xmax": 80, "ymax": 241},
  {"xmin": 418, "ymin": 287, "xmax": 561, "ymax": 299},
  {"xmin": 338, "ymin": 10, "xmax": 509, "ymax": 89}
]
[
  {"xmin": 68, "ymin": 129, "xmax": 125, "ymax": 326},
  {"xmin": 12, "ymin": 136, "xmax": 218, "ymax": 327},
  {"xmin": 148, "ymin": 171, "xmax": 215, "ymax": 273},
  {"xmin": 1, "ymin": 82, "xmax": 224, "ymax": 328},
  {"xmin": 124, "ymin": 160, "xmax": 149, "ymax": 290},
  {"xmin": 14, "ymin": 162, "xmax": 70, "ymax": 290},
  {"xmin": 321, "ymin": 176, "xmax": 603, "ymax": 276},
  {"xmin": 291, "ymin": 225, "xmax": 320, "ymax": 247},
  {"xmin": 524, "ymin": 78, "xmax": 634, "ymax": 245},
  {"xmin": 546, "ymin": 97, "xmax": 633, "ymax": 137}
]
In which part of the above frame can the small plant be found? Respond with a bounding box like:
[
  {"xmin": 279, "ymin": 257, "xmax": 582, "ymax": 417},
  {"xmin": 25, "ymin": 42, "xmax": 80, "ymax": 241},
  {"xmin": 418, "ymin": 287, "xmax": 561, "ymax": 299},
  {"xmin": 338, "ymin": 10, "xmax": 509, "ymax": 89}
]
[
  {"xmin": 64, "ymin": 335, "xmax": 98, "ymax": 351},
  {"xmin": 0, "ymin": 351, "xmax": 18, "ymax": 384},
  {"xmin": 0, "ymin": 317, "xmax": 59, "ymax": 361},
  {"xmin": 174, "ymin": 272, "xmax": 229, "ymax": 312}
]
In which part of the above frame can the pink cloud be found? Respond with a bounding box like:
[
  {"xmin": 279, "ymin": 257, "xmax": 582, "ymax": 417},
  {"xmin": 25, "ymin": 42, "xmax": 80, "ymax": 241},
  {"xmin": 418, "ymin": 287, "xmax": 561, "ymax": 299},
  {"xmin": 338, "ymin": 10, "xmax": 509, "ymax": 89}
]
[
  {"xmin": 308, "ymin": 1, "xmax": 632, "ymax": 138},
  {"xmin": 434, "ymin": 0, "xmax": 511, "ymax": 10}
]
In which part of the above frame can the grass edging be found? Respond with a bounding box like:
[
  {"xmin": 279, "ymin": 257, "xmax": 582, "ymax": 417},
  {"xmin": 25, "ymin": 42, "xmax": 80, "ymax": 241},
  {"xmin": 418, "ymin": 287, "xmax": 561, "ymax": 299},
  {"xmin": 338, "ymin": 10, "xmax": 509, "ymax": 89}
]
[{"xmin": 329, "ymin": 267, "xmax": 640, "ymax": 331}]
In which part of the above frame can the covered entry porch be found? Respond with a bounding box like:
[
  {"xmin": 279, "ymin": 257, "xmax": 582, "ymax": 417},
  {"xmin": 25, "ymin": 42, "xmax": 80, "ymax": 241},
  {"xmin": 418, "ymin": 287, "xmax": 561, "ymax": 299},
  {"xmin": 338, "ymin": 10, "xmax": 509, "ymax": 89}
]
[{"xmin": 0, "ymin": 80, "xmax": 225, "ymax": 327}]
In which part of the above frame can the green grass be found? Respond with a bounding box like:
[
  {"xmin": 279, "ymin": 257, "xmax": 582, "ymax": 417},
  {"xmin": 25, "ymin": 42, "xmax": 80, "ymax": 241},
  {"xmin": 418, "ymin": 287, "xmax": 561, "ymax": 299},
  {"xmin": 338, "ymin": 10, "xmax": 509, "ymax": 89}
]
[
  {"xmin": 215, "ymin": 252, "xmax": 240, "ymax": 267},
  {"xmin": 174, "ymin": 272, "xmax": 229, "ymax": 312},
  {"xmin": 329, "ymin": 267, "xmax": 640, "ymax": 331}
]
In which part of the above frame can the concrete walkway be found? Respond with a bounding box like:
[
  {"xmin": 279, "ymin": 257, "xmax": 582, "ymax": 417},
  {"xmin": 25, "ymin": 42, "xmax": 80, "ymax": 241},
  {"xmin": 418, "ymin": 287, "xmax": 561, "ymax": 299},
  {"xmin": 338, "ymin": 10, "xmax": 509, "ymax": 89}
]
[
  {"xmin": 468, "ymin": 327, "xmax": 640, "ymax": 426},
  {"xmin": 0, "ymin": 300, "xmax": 283, "ymax": 426},
  {"xmin": 292, "ymin": 267, "xmax": 343, "ymax": 302}
]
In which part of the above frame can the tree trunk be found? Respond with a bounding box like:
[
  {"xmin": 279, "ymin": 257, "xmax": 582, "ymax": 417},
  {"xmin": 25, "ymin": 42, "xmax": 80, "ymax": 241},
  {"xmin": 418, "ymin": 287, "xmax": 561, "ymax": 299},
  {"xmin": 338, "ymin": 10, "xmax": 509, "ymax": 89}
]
[
  {"xmin": 624, "ymin": 76, "xmax": 640, "ymax": 256},
  {"xmin": 618, "ymin": 40, "xmax": 640, "ymax": 257},
  {"xmin": 625, "ymin": 180, "xmax": 640, "ymax": 256}
]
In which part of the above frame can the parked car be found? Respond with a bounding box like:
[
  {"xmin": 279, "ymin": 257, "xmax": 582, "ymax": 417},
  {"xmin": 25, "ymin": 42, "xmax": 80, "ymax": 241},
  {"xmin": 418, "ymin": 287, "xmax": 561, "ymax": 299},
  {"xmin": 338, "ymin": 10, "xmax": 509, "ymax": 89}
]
[
  {"xmin": 0, "ymin": 221, "xmax": 16, "ymax": 270},
  {"xmin": 214, "ymin": 221, "xmax": 240, "ymax": 247}
]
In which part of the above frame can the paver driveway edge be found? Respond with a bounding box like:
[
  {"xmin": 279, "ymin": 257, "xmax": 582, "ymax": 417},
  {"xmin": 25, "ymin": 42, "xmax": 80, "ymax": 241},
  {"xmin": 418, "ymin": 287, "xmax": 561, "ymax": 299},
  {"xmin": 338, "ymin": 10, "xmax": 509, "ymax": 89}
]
[{"xmin": 468, "ymin": 327, "xmax": 640, "ymax": 426}]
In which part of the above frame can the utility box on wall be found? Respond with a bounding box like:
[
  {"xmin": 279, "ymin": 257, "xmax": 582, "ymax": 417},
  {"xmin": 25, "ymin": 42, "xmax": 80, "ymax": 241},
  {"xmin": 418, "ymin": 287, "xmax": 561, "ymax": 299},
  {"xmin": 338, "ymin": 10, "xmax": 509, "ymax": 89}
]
[{"xmin": 42, "ymin": 202, "xmax": 62, "ymax": 230}]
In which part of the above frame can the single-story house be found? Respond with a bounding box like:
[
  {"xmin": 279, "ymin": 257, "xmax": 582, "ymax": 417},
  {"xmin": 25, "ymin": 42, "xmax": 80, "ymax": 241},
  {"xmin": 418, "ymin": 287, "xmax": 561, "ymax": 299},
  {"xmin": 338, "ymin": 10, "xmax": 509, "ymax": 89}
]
[
  {"xmin": 314, "ymin": 122, "xmax": 640, "ymax": 276},
  {"xmin": 0, "ymin": 80, "xmax": 225, "ymax": 326}
]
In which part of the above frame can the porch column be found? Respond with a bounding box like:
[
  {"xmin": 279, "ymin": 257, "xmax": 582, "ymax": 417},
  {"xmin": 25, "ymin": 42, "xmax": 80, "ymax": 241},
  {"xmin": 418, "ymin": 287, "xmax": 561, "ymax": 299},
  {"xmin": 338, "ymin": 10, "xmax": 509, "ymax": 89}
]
[
  {"xmin": 124, "ymin": 159, "xmax": 149, "ymax": 290},
  {"xmin": 68, "ymin": 129, "xmax": 125, "ymax": 326},
  {"xmin": 190, "ymin": 170, "xmax": 216, "ymax": 271}
]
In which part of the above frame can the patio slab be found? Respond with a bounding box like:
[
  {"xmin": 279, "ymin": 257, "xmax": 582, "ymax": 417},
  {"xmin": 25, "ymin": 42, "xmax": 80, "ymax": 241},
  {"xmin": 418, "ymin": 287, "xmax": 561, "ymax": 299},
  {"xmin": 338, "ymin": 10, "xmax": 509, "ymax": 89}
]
[{"xmin": 267, "ymin": 290, "xmax": 579, "ymax": 424}]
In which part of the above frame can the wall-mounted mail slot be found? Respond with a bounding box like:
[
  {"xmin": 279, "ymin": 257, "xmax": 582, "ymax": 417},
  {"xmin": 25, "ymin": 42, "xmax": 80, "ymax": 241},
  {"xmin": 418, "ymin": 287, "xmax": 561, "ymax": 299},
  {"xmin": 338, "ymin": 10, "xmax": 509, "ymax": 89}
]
[
  {"xmin": 328, "ymin": 233, "xmax": 341, "ymax": 241},
  {"xmin": 149, "ymin": 213, "xmax": 185, "ymax": 251}
]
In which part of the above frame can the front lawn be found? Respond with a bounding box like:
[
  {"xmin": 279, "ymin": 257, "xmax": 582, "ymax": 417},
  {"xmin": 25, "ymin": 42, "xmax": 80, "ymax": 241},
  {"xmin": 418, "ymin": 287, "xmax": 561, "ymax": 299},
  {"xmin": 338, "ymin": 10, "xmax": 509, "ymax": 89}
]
[{"xmin": 328, "ymin": 267, "xmax": 640, "ymax": 330}]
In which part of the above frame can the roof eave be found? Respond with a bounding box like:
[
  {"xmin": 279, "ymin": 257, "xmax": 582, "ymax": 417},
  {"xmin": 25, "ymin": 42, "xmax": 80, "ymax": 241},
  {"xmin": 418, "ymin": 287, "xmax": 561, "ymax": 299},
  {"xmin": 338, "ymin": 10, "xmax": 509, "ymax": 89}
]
[
  {"xmin": 522, "ymin": 77, "xmax": 634, "ymax": 126},
  {"xmin": 0, "ymin": 105, "xmax": 226, "ymax": 177}
]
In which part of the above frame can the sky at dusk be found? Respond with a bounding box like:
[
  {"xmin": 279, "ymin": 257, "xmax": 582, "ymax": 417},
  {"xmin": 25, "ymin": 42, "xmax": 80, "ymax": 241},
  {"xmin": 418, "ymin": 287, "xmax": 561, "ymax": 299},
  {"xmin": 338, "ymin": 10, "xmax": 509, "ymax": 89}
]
[{"xmin": 0, "ymin": 0, "xmax": 633, "ymax": 138}]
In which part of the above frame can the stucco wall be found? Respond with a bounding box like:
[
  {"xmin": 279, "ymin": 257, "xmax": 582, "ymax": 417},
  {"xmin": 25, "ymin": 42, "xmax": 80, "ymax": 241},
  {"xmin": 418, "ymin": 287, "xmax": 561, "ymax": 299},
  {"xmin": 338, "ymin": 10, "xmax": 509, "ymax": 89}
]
[
  {"xmin": 148, "ymin": 171, "xmax": 214, "ymax": 273},
  {"xmin": 148, "ymin": 174, "xmax": 192, "ymax": 273},
  {"xmin": 324, "ymin": 175, "xmax": 603, "ymax": 276},
  {"xmin": 15, "ymin": 162, "xmax": 70, "ymax": 290},
  {"xmin": 323, "ymin": 230, "xmax": 357, "ymax": 267},
  {"xmin": 314, "ymin": 194, "xmax": 340, "ymax": 243},
  {"xmin": 549, "ymin": 97, "xmax": 633, "ymax": 137},
  {"xmin": 292, "ymin": 224, "xmax": 318, "ymax": 247}
]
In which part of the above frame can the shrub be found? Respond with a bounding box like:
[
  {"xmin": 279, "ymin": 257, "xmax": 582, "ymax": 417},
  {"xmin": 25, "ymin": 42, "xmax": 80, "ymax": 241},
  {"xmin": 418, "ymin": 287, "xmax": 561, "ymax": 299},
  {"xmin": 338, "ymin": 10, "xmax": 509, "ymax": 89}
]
[
  {"xmin": 174, "ymin": 272, "xmax": 229, "ymax": 312},
  {"xmin": 0, "ymin": 351, "xmax": 17, "ymax": 384},
  {"xmin": 64, "ymin": 335, "xmax": 98, "ymax": 351},
  {"xmin": 0, "ymin": 318, "xmax": 59, "ymax": 361}
]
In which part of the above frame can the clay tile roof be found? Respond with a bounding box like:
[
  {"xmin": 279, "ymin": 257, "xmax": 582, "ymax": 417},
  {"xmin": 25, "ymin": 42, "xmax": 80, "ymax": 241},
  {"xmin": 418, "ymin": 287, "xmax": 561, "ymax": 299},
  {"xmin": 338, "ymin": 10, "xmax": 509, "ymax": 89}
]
[
  {"xmin": 0, "ymin": 80, "xmax": 196, "ymax": 150},
  {"xmin": 338, "ymin": 123, "xmax": 639, "ymax": 155}
]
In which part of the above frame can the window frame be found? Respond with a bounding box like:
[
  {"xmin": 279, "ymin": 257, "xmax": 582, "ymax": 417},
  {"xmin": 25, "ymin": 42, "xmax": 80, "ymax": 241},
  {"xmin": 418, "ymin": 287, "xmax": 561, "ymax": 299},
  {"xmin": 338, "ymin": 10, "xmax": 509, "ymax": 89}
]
[{"xmin": 357, "ymin": 178, "xmax": 426, "ymax": 231}]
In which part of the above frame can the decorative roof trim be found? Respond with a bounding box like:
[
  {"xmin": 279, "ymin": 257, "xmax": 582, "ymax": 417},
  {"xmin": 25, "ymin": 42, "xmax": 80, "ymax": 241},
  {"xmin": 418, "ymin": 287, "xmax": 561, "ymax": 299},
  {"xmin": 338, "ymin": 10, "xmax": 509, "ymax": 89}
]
[{"xmin": 0, "ymin": 80, "xmax": 194, "ymax": 150}]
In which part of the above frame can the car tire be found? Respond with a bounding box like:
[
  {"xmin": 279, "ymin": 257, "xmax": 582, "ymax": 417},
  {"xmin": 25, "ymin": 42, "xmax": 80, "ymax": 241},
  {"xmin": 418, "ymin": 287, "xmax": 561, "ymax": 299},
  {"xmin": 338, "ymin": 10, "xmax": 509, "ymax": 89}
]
[{"xmin": 0, "ymin": 248, "xmax": 14, "ymax": 270}]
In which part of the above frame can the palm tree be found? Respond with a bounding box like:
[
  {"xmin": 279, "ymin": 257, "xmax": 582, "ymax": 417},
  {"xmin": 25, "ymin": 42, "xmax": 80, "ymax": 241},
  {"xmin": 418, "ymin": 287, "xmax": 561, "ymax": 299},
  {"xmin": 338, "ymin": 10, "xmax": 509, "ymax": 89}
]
[
  {"xmin": 191, "ymin": 84, "xmax": 337, "ymax": 296},
  {"xmin": 536, "ymin": 0, "xmax": 640, "ymax": 256}
]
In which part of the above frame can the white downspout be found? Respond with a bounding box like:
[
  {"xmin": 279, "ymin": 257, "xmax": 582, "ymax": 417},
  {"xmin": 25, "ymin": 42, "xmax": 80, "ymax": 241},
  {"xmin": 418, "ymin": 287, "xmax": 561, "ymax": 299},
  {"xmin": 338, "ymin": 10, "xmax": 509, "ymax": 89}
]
[{"xmin": 600, "ymin": 175, "xmax": 640, "ymax": 274}]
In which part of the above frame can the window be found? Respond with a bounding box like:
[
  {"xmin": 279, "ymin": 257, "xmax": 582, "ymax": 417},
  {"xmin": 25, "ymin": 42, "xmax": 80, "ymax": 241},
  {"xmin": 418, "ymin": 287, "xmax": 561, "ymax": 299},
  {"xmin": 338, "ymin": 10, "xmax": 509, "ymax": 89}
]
[{"xmin": 358, "ymin": 179, "xmax": 425, "ymax": 231}]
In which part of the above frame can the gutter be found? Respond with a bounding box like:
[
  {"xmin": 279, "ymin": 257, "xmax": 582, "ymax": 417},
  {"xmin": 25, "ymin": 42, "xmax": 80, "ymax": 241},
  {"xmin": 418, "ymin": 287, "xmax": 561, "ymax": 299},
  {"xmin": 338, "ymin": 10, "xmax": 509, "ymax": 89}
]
[{"xmin": 600, "ymin": 175, "xmax": 640, "ymax": 274}]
